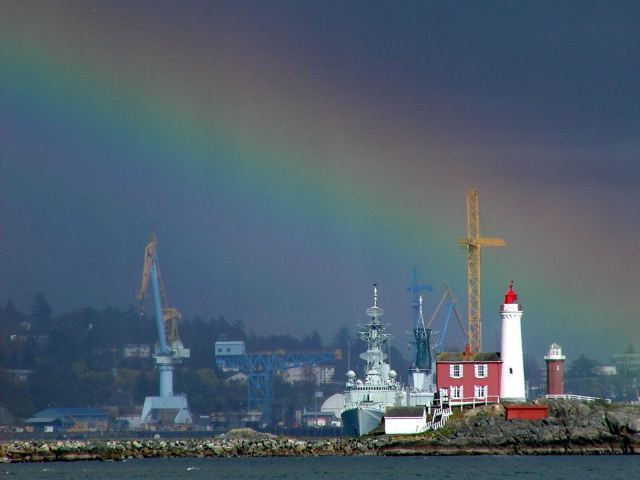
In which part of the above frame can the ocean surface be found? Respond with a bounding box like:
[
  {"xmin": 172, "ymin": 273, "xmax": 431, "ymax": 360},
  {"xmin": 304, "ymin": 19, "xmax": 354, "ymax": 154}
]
[{"xmin": 2, "ymin": 456, "xmax": 639, "ymax": 480}]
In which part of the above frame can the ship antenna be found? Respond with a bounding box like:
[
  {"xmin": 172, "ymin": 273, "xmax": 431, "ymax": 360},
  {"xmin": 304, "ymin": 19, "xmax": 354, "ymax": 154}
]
[
  {"xmin": 373, "ymin": 283, "xmax": 378, "ymax": 307},
  {"xmin": 418, "ymin": 295, "xmax": 426, "ymax": 330}
]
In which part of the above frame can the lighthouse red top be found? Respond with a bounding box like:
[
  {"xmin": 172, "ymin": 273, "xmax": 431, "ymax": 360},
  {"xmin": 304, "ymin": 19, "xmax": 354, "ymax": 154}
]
[{"xmin": 504, "ymin": 280, "xmax": 518, "ymax": 304}]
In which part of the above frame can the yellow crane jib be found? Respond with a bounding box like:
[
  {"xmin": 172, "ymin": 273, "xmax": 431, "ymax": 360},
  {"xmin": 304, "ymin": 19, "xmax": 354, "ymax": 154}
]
[
  {"xmin": 137, "ymin": 234, "xmax": 182, "ymax": 347},
  {"xmin": 458, "ymin": 189, "xmax": 506, "ymax": 354}
]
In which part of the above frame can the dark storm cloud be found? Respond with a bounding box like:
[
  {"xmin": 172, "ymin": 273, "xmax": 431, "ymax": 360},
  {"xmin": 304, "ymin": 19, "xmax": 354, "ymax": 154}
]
[
  {"xmin": 1, "ymin": 1, "xmax": 638, "ymax": 358},
  {"xmin": 190, "ymin": 1, "xmax": 639, "ymax": 186}
]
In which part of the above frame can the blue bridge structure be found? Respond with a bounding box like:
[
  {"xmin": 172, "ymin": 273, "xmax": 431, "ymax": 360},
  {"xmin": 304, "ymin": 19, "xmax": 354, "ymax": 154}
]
[{"xmin": 215, "ymin": 342, "xmax": 340, "ymax": 425}]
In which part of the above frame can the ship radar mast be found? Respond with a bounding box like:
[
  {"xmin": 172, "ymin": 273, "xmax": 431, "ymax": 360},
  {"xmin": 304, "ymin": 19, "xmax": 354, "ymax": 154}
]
[
  {"xmin": 413, "ymin": 294, "xmax": 433, "ymax": 371},
  {"xmin": 359, "ymin": 283, "xmax": 391, "ymax": 378},
  {"xmin": 365, "ymin": 283, "xmax": 384, "ymax": 320}
]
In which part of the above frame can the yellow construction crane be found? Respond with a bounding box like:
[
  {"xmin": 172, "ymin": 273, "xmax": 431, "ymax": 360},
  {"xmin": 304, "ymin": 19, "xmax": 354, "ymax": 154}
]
[
  {"xmin": 458, "ymin": 189, "xmax": 506, "ymax": 353},
  {"xmin": 137, "ymin": 234, "xmax": 182, "ymax": 346}
]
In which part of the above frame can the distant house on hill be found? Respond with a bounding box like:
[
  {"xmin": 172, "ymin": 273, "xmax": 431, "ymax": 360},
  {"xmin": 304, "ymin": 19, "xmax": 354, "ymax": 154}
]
[
  {"xmin": 123, "ymin": 344, "xmax": 151, "ymax": 358},
  {"xmin": 280, "ymin": 365, "xmax": 335, "ymax": 385},
  {"xmin": 25, "ymin": 407, "xmax": 108, "ymax": 433},
  {"xmin": 612, "ymin": 345, "xmax": 640, "ymax": 376},
  {"xmin": 436, "ymin": 346, "xmax": 502, "ymax": 406}
]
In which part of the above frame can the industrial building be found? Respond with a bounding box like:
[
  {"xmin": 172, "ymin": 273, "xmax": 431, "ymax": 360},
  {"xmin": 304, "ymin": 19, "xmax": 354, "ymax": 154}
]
[
  {"xmin": 280, "ymin": 365, "xmax": 335, "ymax": 385},
  {"xmin": 25, "ymin": 408, "xmax": 108, "ymax": 433}
]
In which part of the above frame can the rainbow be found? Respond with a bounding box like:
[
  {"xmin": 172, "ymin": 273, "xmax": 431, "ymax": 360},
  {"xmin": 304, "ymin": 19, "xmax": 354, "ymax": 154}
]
[{"xmin": 1, "ymin": 4, "xmax": 635, "ymax": 358}]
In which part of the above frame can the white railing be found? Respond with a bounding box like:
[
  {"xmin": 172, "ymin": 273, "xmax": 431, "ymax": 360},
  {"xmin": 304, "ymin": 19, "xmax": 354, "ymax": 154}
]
[
  {"xmin": 545, "ymin": 394, "xmax": 611, "ymax": 404},
  {"xmin": 446, "ymin": 395, "xmax": 501, "ymax": 408},
  {"xmin": 426, "ymin": 405, "xmax": 453, "ymax": 431}
]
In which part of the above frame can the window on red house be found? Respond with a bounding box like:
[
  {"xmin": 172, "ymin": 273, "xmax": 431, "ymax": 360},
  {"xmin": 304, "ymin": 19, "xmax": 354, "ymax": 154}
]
[
  {"xmin": 475, "ymin": 364, "xmax": 487, "ymax": 378},
  {"xmin": 450, "ymin": 364, "xmax": 463, "ymax": 378},
  {"xmin": 474, "ymin": 385, "xmax": 488, "ymax": 399},
  {"xmin": 451, "ymin": 385, "xmax": 463, "ymax": 399}
]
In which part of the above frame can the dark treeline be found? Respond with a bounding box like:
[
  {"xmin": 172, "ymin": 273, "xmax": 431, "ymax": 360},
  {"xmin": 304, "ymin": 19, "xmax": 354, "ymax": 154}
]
[
  {"xmin": 0, "ymin": 294, "xmax": 410, "ymax": 420},
  {"xmin": 2, "ymin": 294, "xmax": 635, "ymax": 421}
]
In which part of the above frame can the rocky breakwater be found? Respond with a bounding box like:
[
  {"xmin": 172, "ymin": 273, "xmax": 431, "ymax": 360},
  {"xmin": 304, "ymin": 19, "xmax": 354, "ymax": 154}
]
[
  {"xmin": 2, "ymin": 401, "xmax": 639, "ymax": 462},
  {"xmin": 0, "ymin": 428, "xmax": 388, "ymax": 463},
  {"xmin": 378, "ymin": 400, "xmax": 640, "ymax": 455}
]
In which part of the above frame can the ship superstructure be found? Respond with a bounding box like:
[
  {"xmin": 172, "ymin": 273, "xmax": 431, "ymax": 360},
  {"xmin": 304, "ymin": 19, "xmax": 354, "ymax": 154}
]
[
  {"xmin": 408, "ymin": 295, "xmax": 436, "ymax": 406},
  {"xmin": 341, "ymin": 284, "xmax": 406, "ymax": 436}
]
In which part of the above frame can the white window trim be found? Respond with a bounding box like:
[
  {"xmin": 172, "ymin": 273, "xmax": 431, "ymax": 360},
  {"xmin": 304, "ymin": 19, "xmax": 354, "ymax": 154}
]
[
  {"xmin": 474, "ymin": 385, "xmax": 488, "ymax": 399},
  {"xmin": 450, "ymin": 385, "xmax": 464, "ymax": 399},
  {"xmin": 475, "ymin": 363, "xmax": 488, "ymax": 379},
  {"xmin": 449, "ymin": 364, "xmax": 464, "ymax": 379}
]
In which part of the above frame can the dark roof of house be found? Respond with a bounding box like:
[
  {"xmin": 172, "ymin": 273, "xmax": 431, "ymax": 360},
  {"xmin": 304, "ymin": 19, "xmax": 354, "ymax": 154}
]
[
  {"xmin": 437, "ymin": 351, "xmax": 501, "ymax": 362},
  {"xmin": 33, "ymin": 408, "xmax": 108, "ymax": 419},
  {"xmin": 384, "ymin": 407, "xmax": 425, "ymax": 418},
  {"xmin": 25, "ymin": 417, "xmax": 61, "ymax": 424}
]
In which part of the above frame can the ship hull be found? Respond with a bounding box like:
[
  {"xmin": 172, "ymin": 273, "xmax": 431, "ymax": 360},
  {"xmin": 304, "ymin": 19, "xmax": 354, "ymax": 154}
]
[{"xmin": 341, "ymin": 406, "xmax": 385, "ymax": 437}]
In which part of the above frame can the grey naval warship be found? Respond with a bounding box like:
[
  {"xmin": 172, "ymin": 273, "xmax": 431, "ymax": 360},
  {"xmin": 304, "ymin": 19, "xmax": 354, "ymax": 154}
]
[{"xmin": 341, "ymin": 284, "xmax": 406, "ymax": 436}]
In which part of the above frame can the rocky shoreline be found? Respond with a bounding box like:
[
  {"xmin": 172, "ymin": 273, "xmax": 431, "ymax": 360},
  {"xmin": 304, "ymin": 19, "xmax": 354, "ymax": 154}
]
[{"xmin": 2, "ymin": 400, "xmax": 638, "ymax": 462}]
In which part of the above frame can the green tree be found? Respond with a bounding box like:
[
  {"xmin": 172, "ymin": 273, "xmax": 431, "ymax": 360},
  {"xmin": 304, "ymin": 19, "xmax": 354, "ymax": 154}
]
[
  {"xmin": 523, "ymin": 353, "xmax": 542, "ymax": 386},
  {"xmin": 301, "ymin": 331, "xmax": 323, "ymax": 350},
  {"xmin": 0, "ymin": 369, "xmax": 33, "ymax": 418},
  {"xmin": 567, "ymin": 354, "xmax": 600, "ymax": 379},
  {"xmin": 29, "ymin": 292, "xmax": 52, "ymax": 331}
]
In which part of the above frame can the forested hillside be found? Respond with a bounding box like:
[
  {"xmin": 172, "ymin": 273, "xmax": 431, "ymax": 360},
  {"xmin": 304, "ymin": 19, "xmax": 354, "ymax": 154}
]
[{"xmin": 0, "ymin": 294, "xmax": 410, "ymax": 419}]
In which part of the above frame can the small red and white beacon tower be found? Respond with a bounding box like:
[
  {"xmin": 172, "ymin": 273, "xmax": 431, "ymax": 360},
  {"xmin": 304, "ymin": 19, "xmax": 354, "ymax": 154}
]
[
  {"xmin": 544, "ymin": 343, "xmax": 565, "ymax": 396},
  {"xmin": 499, "ymin": 281, "xmax": 526, "ymax": 401}
]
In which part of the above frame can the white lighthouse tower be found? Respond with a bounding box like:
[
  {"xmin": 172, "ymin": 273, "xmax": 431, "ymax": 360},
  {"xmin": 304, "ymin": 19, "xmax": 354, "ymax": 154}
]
[{"xmin": 499, "ymin": 281, "xmax": 526, "ymax": 401}]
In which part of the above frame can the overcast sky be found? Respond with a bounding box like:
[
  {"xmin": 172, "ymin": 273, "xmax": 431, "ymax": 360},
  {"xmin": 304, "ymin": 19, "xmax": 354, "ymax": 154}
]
[{"xmin": 1, "ymin": 1, "xmax": 639, "ymax": 361}]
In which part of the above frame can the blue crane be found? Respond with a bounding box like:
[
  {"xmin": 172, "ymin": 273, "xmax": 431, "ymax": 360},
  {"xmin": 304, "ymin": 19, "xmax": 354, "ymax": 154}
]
[
  {"xmin": 426, "ymin": 282, "xmax": 466, "ymax": 352},
  {"xmin": 137, "ymin": 235, "xmax": 192, "ymax": 425},
  {"xmin": 215, "ymin": 343, "xmax": 340, "ymax": 425}
]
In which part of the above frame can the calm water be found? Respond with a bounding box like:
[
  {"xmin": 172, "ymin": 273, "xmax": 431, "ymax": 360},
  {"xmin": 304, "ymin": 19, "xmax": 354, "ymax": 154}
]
[{"xmin": 2, "ymin": 456, "xmax": 639, "ymax": 480}]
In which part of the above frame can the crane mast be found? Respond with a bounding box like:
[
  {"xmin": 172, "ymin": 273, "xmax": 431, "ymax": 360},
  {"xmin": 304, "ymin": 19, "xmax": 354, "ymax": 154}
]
[
  {"xmin": 137, "ymin": 234, "xmax": 191, "ymax": 425},
  {"xmin": 458, "ymin": 189, "xmax": 506, "ymax": 353}
]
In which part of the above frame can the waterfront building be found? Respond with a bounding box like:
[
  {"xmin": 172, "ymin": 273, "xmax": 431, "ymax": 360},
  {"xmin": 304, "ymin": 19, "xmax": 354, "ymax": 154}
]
[{"xmin": 436, "ymin": 345, "xmax": 502, "ymax": 406}]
